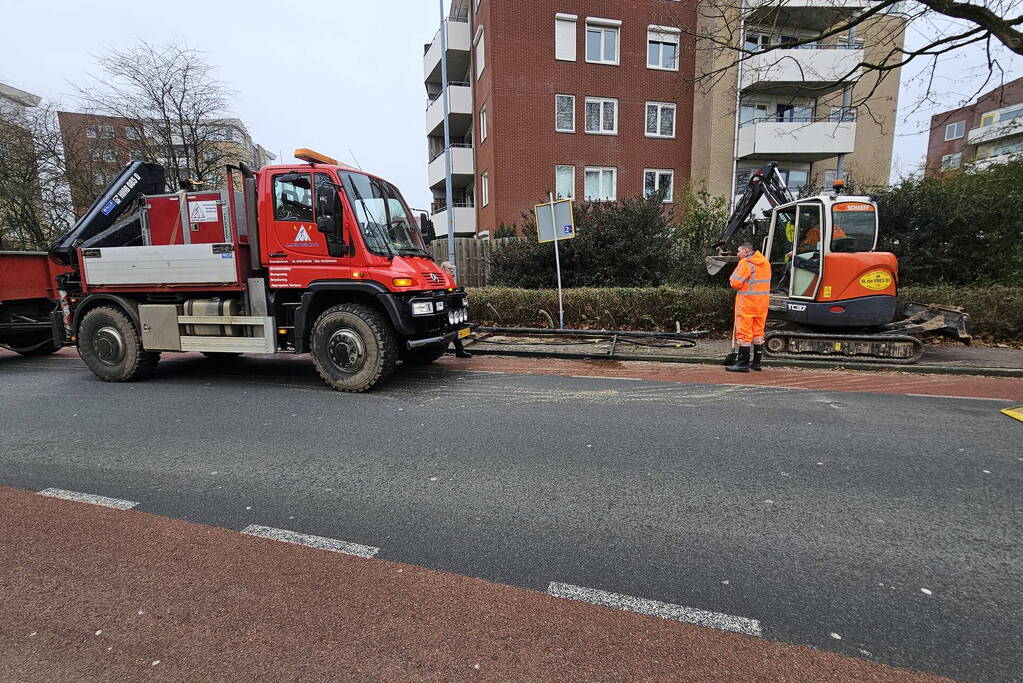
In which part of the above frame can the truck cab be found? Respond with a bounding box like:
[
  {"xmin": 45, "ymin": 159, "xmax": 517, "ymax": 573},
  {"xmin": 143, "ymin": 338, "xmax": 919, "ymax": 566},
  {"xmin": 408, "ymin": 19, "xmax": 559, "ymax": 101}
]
[
  {"xmin": 762, "ymin": 194, "xmax": 898, "ymax": 328},
  {"xmin": 50, "ymin": 149, "xmax": 471, "ymax": 392}
]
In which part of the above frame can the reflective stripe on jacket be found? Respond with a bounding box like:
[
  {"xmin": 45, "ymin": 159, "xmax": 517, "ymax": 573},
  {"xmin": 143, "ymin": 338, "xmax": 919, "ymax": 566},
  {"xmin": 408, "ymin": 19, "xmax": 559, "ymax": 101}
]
[{"xmin": 730, "ymin": 251, "xmax": 772, "ymax": 309}]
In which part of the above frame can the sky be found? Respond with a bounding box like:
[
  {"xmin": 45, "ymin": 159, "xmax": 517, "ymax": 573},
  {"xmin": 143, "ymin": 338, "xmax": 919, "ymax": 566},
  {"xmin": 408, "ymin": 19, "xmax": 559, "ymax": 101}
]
[{"xmin": 1, "ymin": 0, "xmax": 1020, "ymax": 206}]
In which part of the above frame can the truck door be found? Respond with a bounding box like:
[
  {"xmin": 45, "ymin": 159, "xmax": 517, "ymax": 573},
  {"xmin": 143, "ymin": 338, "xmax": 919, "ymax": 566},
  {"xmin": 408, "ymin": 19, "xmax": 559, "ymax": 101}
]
[
  {"xmin": 264, "ymin": 171, "xmax": 346, "ymax": 288},
  {"xmin": 790, "ymin": 202, "xmax": 823, "ymax": 299}
]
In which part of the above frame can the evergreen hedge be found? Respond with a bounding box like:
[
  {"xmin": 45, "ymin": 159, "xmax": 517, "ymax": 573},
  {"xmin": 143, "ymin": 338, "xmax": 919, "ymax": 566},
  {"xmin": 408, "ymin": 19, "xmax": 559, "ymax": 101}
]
[{"xmin": 467, "ymin": 286, "xmax": 1022, "ymax": 343}]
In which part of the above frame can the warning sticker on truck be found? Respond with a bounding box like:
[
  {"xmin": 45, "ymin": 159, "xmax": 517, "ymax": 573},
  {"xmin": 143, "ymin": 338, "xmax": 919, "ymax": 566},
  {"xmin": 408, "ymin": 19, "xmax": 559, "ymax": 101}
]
[{"xmin": 188, "ymin": 201, "xmax": 219, "ymax": 222}]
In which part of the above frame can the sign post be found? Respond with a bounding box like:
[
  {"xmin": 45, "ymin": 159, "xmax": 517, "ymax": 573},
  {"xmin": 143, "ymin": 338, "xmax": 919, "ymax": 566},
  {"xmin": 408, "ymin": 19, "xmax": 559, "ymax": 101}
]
[{"xmin": 534, "ymin": 195, "xmax": 576, "ymax": 329}]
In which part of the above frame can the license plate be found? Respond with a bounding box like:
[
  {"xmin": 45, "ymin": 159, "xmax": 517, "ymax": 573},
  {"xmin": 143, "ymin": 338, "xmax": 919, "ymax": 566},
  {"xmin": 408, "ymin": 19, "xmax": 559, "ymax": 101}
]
[{"xmin": 458, "ymin": 327, "xmax": 471, "ymax": 339}]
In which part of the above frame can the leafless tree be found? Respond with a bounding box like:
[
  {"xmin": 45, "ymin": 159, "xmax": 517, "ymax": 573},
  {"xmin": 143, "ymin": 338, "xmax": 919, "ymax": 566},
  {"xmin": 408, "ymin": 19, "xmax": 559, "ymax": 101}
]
[
  {"xmin": 662, "ymin": 0, "xmax": 1022, "ymax": 125},
  {"xmin": 75, "ymin": 40, "xmax": 234, "ymax": 190},
  {"xmin": 0, "ymin": 101, "xmax": 76, "ymax": 250}
]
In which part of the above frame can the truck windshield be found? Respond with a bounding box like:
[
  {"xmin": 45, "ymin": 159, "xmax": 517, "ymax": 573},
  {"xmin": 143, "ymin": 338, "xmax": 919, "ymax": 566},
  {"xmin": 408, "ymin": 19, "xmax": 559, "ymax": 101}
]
[
  {"xmin": 831, "ymin": 203, "xmax": 877, "ymax": 253},
  {"xmin": 338, "ymin": 171, "xmax": 428, "ymax": 257}
]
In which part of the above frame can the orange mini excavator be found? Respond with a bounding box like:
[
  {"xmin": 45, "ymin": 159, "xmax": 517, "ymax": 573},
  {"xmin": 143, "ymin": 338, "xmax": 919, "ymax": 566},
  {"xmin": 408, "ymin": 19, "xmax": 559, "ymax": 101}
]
[{"xmin": 707, "ymin": 162, "xmax": 971, "ymax": 363}]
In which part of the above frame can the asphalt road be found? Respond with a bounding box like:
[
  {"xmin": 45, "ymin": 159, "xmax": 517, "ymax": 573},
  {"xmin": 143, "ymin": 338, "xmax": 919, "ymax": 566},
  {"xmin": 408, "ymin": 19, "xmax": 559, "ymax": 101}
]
[{"xmin": 1, "ymin": 352, "xmax": 1020, "ymax": 681}]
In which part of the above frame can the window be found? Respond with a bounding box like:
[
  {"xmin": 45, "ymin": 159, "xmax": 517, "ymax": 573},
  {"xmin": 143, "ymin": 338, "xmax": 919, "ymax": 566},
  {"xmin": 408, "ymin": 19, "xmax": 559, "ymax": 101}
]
[
  {"xmin": 129, "ymin": 150, "xmax": 144, "ymax": 161},
  {"xmin": 744, "ymin": 32, "xmax": 770, "ymax": 52},
  {"xmin": 780, "ymin": 169, "xmax": 808, "ymax": 193},
  {"xmin": 776, "ymin": 103, "xmax": 814, "ymax": 122},
  {"xmin": 480, "ymin": 105, "xmax": 488, "ymax": 141},
  {"xmin": 474, "ymin": 28, "xmax": 486, "ymax": 79},
  {"xmin": 644, "ymin": 169, "xmax": 674, "ymax": 202},
  {"xmin": 831, "ymin": 203, "xmax": 877, "ymax": 253},
  {"xmin": 944, "ymin": 120, "xmax": 965, "ymax": 141},
  {"xmin": 645, "ymin": 102, "xmax": 676, "ymax": 137},
  {"xmin": 585, "ymin": 19, "xmax": 620, "ymax": 65},
  {"xmin": 86, "ymin": 125, "xmax": 98, "ymax": 139},
  {"xmin": 102, "ymin": 149, "xmax": 116, "ymax": 162},
  {"xmin": 739, "ymin": 102, "xmax": 768, "ymax": 126},
  {"xmin": 1000, "ymin": 107, "xmax": 1023, "ymax": 122},
  {"xmin": 555, "ymin": 14, "xmax": 577, "ymax": 61},
  {"xmin": 792, "ymin": 203, "xmax": 823, "ymax": 298},
  {"xmin": 124, "ymin": 126, "xmax": 141, "ymax": 140},
  {"xmin": 555, "ymin": 94, "xmax": 575, "ymax": 132},
  {"xmin": 940, "ymin": 153, "xmax": 961, "ymax": 170},
  {"xmin": 481, "ymin": 171, "xmax": 489, "ymax": 206},
  {"xmin": 93, "ymin": 171, "xmax": 106, "ymax": 186},
  {"xmin": 90, "ymin": 149, "xmax": 101, "ymax": 161},
  {"xmin": 273, "ymin": 172, "xmax": 314, "ymax": 222},
  {"xmin": 98, "ymin": 125, "xmax": 114, "ymax": 139},
  {"xmin": 830, "ymin": 106, "xmax": 856, "ymax": 122},
  {"xmin": 584, "ymin": 97, "xmax": 617, "ymax": 134},
  {"xmin": 824, "ymin": 170, "xmax": 838, "ymax": 185},
  {"xmin": 555, "ymin": 165, "xmax": 575, "ymax": 199},
  {"xmin": 204, "ymin": 150, "xmax": 217, "ymax": 162},
  {"xmin": 647, "ymin": 27, "xmax": 680, "ymax": 71},
  {"xmin": 584, "ymin": 167, "xmax": 616, "ymax": 201}
]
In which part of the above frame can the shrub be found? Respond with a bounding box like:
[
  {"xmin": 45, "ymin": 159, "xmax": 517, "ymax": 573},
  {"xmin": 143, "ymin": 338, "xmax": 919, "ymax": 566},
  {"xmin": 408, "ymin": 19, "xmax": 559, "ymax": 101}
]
[{"xmin": 468, "ymin": 286, "xmax": 1023, "ymax": 342}]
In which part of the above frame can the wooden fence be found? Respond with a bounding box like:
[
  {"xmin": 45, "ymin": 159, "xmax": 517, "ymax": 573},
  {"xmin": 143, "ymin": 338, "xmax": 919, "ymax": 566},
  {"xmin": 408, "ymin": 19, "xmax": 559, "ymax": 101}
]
[{"xmin": 428, "ymin": 237, "xmax": 514, "ymax": 287}]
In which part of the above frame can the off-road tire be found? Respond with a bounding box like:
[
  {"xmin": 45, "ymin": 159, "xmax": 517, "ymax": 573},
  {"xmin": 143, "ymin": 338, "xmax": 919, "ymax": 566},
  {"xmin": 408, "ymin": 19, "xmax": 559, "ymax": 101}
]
[
  {"xmin": 310, "ymin": 303, "xmax": 397, "ymax": 392},
  {"xmin": 77, "ymin": 306, "xmax": 160, "ymax": 382},
  {"xmin": 401, "ymin": 344, "xmax": 447, "ymax": 366}
]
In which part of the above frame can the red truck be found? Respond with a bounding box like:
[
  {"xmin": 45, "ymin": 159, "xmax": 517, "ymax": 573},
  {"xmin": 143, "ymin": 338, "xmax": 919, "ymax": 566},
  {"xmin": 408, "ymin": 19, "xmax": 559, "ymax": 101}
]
[
  {"xmin": 0, "ymin": 251, "xmax": 70, "ymax": 356},
  {"xmin": 5, "ymin": 148, "xmax": 470, "ymax": 392}
]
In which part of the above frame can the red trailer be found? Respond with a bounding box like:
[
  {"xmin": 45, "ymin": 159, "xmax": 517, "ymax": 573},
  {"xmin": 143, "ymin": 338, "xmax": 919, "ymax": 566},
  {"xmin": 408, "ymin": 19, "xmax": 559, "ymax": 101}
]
[{"xmin": 0, "ymin": 251, "xmax": 71, "ymax": 355}]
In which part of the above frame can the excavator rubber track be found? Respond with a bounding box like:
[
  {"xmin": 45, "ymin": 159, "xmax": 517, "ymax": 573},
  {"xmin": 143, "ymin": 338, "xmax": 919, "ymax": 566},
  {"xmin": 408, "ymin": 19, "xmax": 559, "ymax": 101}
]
[{"xmin": 764, "ymin": 330, "xmax": 925, "ymax": 364}]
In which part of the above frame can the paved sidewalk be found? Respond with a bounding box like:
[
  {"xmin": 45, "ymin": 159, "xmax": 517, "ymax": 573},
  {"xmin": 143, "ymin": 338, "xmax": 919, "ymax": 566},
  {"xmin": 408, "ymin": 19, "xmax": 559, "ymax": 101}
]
[
  {"xmin": 467, "ymin": 335, "xmax": 1023, "ymax": 375},
  {"xmin": 0, "ymin": 487, "xmax": 945, "ymax": 682}
]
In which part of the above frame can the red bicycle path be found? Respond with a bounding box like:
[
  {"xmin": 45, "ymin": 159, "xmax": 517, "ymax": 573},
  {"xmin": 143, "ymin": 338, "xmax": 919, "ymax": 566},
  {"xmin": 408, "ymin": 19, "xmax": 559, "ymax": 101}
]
[{"xmin": 0, "ymin": 487, "xmax": 946, "ymax": 682}]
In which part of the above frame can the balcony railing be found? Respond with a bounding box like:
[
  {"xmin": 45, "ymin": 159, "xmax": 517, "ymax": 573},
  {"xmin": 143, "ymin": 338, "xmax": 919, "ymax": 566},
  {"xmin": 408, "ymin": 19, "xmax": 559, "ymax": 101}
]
[
  {"xmin": 431, "ymin": 200, "xmax": 475, "ymax": 213},
  {"xmin": 428, "ymin": 142, "xmax": 473, "ymax": 163},
  {"xmin": 426, "ymin": 82, "xmax": 472, "ymax": 106},
  {"xmin": 740, "ymin": 111, "xmax": 856, "ymax": 127}
]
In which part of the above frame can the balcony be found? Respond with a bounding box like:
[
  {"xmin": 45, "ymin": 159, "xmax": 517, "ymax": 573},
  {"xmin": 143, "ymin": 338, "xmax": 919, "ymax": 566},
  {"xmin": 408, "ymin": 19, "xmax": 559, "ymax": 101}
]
[
  {"xmin": 967, "ymin": 117, "xmax": 1023, "ymax": 146},
  {"xmin": 740, "ymin": 46, "xmax": 863, "ymax": 95},
  {"xmin": 737, "ymin": 118, "xmax": 856, "ymax": 161},
  {"xmin": 425, "ymin": 83, "xmax": 473, "ymax": 137},
  {"xmin": 423, "ymin": 17, "xmax": 471, "ymax": 85},
  {"xmin": 427, "ymin": 145, "xmax": 475, "ymax": 189},
  {"xmin": 430, "ymin": 203, "xmax": 477, "ymax": 235},
  {"xmin": 747, "ymin": 1, "xmax": 875, "ymax": 32}
]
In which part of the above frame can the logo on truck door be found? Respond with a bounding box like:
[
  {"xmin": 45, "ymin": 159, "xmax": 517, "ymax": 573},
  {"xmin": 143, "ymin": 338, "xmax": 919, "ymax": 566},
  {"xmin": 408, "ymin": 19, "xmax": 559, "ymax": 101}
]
[{"xmin": 286, "ymin": 225, "xmax": 319, "ymax": 248}]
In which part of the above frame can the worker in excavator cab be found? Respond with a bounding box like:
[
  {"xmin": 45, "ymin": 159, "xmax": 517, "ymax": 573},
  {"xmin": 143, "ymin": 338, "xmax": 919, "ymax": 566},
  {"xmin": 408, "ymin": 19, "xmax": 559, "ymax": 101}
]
[{"xmin": 726, "ymin": 242, "xmax": 772, "ymax": 373}]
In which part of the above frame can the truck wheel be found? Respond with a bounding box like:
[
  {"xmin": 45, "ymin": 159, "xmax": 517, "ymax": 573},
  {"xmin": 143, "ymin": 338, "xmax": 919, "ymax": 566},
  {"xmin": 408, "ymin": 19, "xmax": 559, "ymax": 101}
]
[
  {"xmin": 310, "ymin": 303, "xmax": 397, "ymax": 392},
  {"xmin": 78, "ymin": 306, "xmax": 160, "ymax": 382},
  {"xmin": 401, "ymin": 344, "xmax": 447, "ymax": 365}
]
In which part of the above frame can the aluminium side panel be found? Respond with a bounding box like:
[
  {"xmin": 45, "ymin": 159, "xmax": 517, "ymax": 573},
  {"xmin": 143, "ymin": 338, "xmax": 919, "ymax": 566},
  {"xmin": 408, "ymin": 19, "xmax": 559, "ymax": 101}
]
[{"xmin": 82, "ymin": 244, "xmax": 241, "ymax": 286}]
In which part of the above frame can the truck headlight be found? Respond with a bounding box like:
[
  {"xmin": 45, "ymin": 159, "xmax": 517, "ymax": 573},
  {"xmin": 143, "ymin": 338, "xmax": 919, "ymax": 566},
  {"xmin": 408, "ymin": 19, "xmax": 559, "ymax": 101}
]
[
  {"xmin": 412, "ymin": 301, "xmax": 434, "ymax": 316},
  {"xmin": 448, "ymin": 309, "xmax": 456, "ymax": 325}
]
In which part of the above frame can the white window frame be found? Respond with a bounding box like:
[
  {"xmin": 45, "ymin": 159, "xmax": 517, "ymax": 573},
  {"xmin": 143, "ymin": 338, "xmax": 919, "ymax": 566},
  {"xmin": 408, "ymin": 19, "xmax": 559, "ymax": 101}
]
[
  {"xmin": 555, "ymin": 165, "xmax": 575, "ymax": 200},
  {"xmin": 85, "ymin": 125, "xmax": 98, "ymax": 139},
  {"xmin": 555, "ymin": 94, "xmax": 575, "ymax": 133},
  {"xmin": 940, "ymin": 152, "xmax": 961, "ymax": 170},
  {"xmin": 474, "ymin": 27, "xmax": 486, "ymax": 80},
  {"xmin": 584, "ymin": 166, "xmax": 617, "ymax": 202},
  {"xmin": 584, "ymin": 97, "xmax": 618, "ymax": 135},
  {"xmin": 480, "ymin": 105, "xmax": 488, "ymax": 142},
  {"xmin": 481, "ymin": 171, "xmax": 489, "ymax": 206},
  {"xmin": 102, "ymin": 149, "xmax": 117, "ymax": 162},
  {"xmin": 585, "ymin": 18, "xmax": 621, "ymax": 66},
  {"xmin": 647, "ymin": 26, "xmax": 681, "ymax": 71},
  {"xmin": 644, "ymin": 169, "xmax": 674, "ymax": 202},
  {"xmin": 555, "ymin": 13, "xmax": 578, "ymax": 62},
  {"xmin": 124, "ymin": 126, "xmax": 141, "ymax": 140},
  {"xmin": 98, "ymin": 125, "xmax": 114, "ymax": 139},
  {"xmin": 944, "ymin": 120, "xmax": 965, "ymax": 141},
  {"xmin": 645, "ymin": 101, "xmax": 676, "ymax": 138}
]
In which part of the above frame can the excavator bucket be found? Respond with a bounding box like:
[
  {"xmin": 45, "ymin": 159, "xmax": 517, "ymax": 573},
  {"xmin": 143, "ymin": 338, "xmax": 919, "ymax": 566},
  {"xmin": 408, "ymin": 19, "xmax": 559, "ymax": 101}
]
[
  {"xmin": 706, "ymin": 254, "xmax": 740, "ymax": 276},
  {"xmin": 889, "ymin": 303, "xmax": 973, "ymax": 344}
]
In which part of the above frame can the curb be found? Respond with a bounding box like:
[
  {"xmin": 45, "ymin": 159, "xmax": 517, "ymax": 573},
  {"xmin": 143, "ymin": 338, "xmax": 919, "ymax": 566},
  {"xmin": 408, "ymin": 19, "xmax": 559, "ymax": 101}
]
[{"xmin": 468, "ymin": 347, "xmax": 1023, "ymax": 378}]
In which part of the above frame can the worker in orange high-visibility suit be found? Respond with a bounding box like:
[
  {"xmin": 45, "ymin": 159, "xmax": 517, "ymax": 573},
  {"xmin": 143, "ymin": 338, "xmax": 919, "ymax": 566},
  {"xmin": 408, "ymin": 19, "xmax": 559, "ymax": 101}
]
[{"xmin": 726, "ymin": 242, "xmax": 772, "ymax": 372}]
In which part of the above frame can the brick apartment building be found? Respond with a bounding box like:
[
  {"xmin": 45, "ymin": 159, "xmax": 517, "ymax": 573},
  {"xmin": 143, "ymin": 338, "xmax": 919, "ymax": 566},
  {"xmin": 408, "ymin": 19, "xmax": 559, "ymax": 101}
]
[
  {"xmin": 424, "ymin": 0, "xmax": 696, "ymax": 236},
  {"xmin": 924, "ymin": 76, "xmax": 1023, "ymax": 175},
  {"xmin": 57, "ymin": 111, "xmax": 275, "ymax": 216},
  {"xmin": 423, "ymin": 0, "xmax": 906, "ymax": 236}
]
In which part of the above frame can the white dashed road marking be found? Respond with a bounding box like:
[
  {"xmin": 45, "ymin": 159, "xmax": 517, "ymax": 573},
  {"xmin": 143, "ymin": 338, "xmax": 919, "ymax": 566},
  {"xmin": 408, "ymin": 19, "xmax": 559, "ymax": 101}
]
[
  {"xmin": 241, "ymin": 524, "xmax": 379, "ymax": 558},
  {"xmin": 546, "ymin": 582, "xmax": 762, "ymax": 636},
  {"xmin": 38, "ymin": 488, "xmax": 138, "ymax": 510}
]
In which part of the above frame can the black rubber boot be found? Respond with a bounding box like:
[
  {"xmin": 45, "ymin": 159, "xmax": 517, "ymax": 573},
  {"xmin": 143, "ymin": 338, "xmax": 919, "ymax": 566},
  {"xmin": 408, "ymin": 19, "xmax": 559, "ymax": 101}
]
[
  {"xmin": 725, "ymin": 346, "xmax": 751, "ymax": 373},
  {"xmin": 751, "ymin": 344, "xmax": 764, "ymax": 371}
]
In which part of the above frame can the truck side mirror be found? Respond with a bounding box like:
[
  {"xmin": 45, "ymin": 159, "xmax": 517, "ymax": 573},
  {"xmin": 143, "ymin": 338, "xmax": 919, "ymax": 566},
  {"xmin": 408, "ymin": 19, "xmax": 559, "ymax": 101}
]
[{"xmin": 420, "ymin": 212, "xmax": 436, "ymax": 244}]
